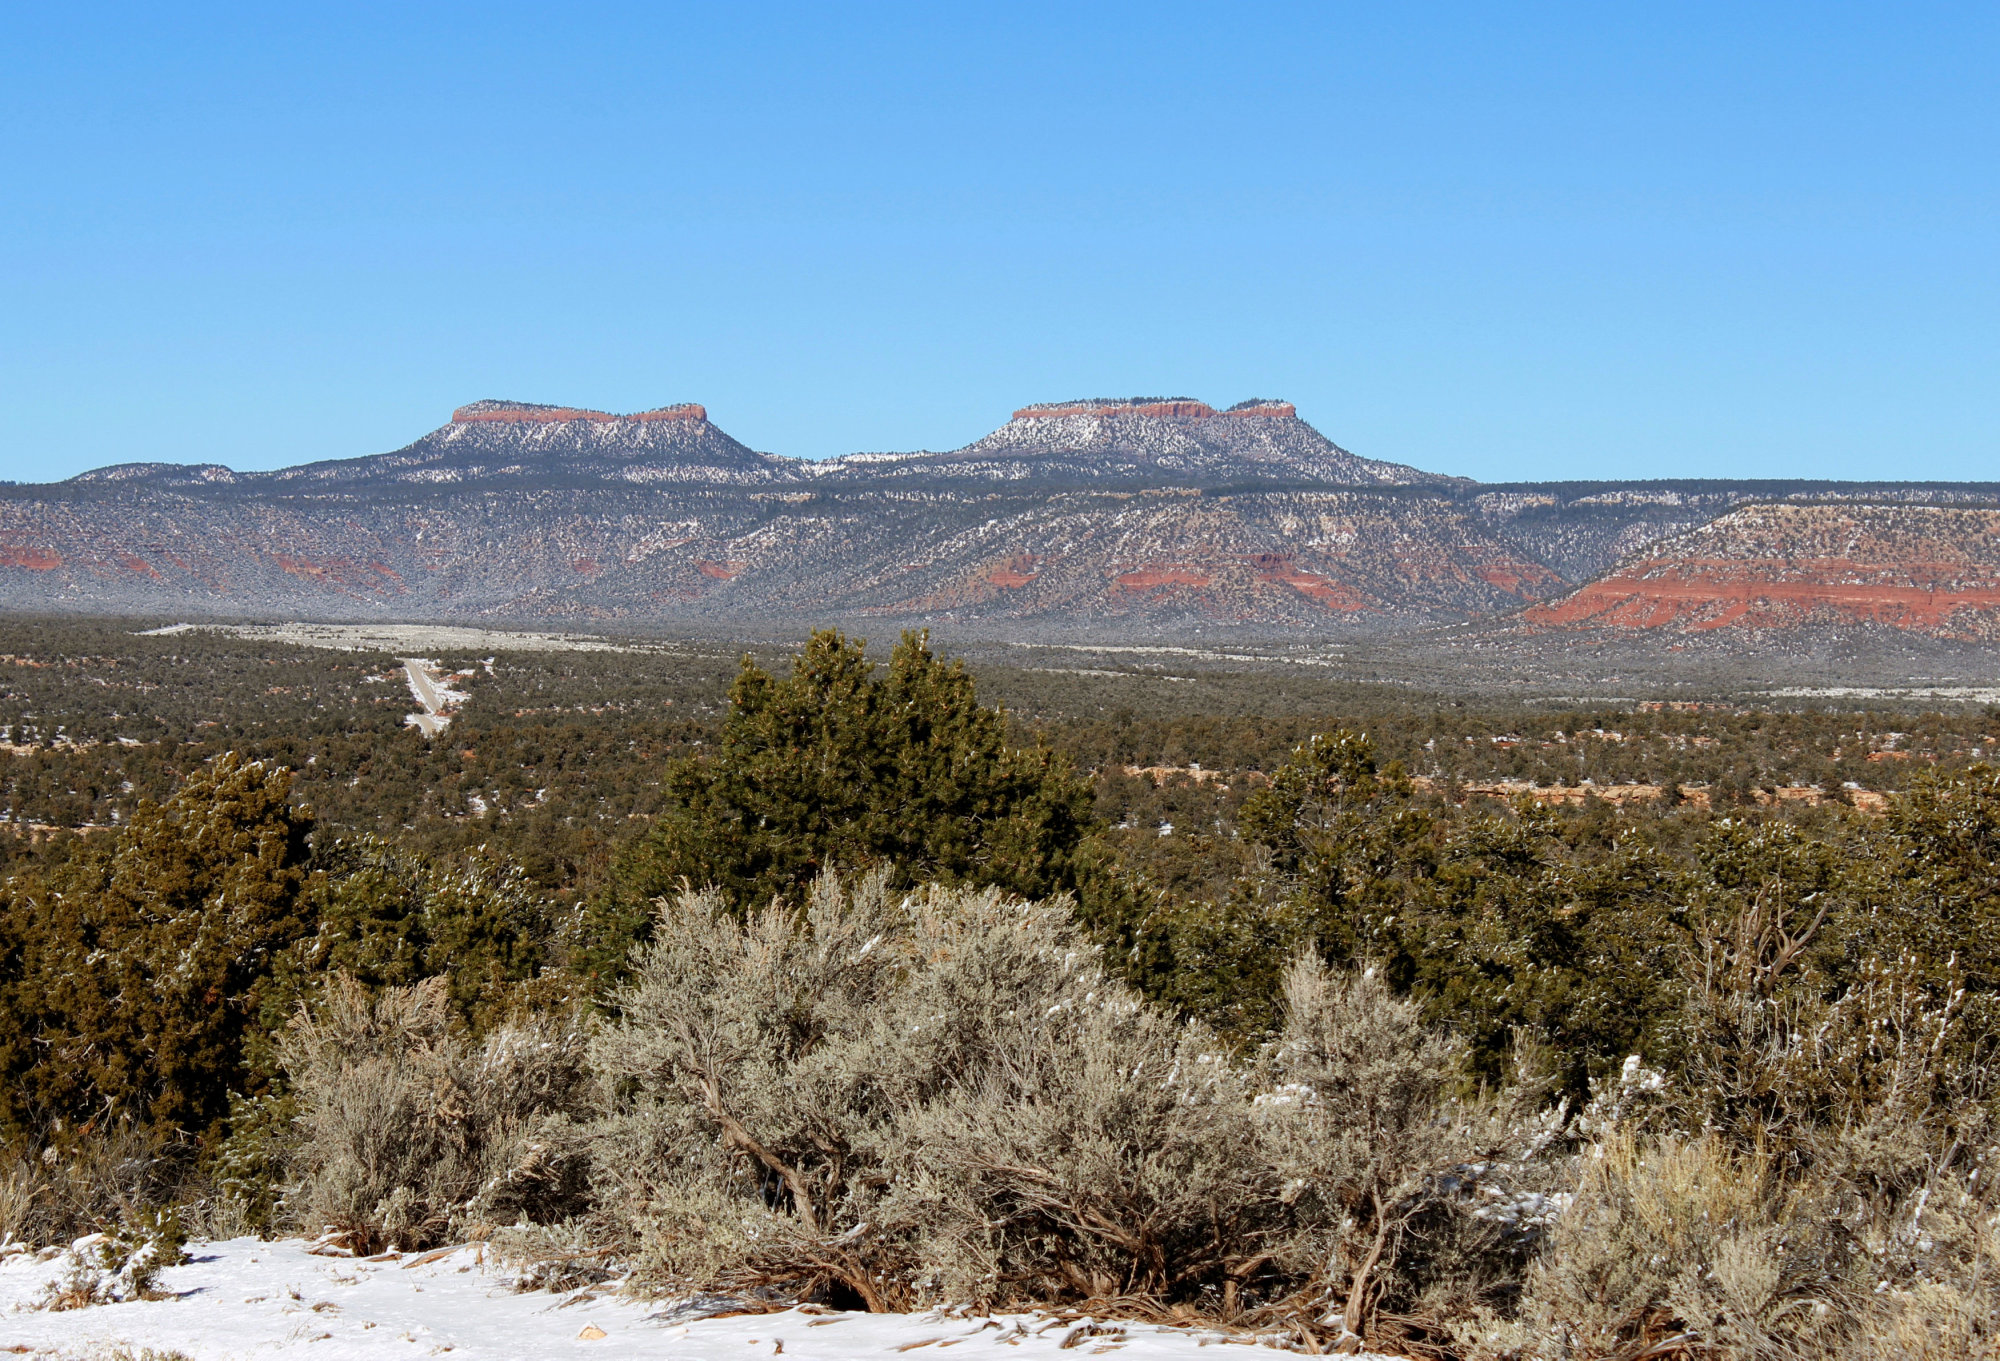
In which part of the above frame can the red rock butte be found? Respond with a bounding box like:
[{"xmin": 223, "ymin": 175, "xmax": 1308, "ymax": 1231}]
[
  {"xmin": 1012, "ymin": 399, "xmax": 1296, "ymax": 421},
  {"xmin": 451, "ymin": 402, "xmax": 707, "ymax": 424}
]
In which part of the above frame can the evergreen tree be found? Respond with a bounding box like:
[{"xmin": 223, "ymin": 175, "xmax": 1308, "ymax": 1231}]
[
  {"xmin": 1188, "ymin": 730, "xmax": 1682, "ymax": 1088},
  {"xmin": 581, "ymin": 630, "xmax": 1094, "ymax": 975},
  {"xmin": 0, "ymin": 754, "xmax": 312, "ymax": 1141},
  {"xmin": 257, "ymin": 836, "xmax": 562, "ymax": 1050}
]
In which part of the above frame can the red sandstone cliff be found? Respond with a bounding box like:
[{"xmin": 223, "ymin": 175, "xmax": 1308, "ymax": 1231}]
[
  {"xmin": 1524, "ymin": 504, "xmax": 2000, "ymax": 638},
  {"xmin": 451, "ymin": 401, "xmax": 707, "ymax": 424}
]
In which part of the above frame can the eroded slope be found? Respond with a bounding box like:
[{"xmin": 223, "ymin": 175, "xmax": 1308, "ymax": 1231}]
[{"xmin": 1524, "ymin": 503, "xmax": 2000, "ymax": 638}]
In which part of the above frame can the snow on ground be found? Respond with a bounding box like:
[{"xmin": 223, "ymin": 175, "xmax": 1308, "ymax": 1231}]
[
  {"xmin": 0, "ymin": 1238, "xmax": 1394, "ymax": 1361},
  {"xmin": 137, "ymin": 624, "xmax": 652, "ymax": 655}
]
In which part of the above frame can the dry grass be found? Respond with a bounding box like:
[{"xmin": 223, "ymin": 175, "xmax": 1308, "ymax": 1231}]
[{"xmin": 1455, "ymin": 1132, "xmax": 1852, "ymax": 1360}]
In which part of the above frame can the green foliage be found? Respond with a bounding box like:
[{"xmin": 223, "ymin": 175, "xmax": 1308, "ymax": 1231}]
[
  {"xmin": 1156, "ymin": 732, "xmax": 1685, "ymax": 1091},
  {"xmin": 1237, "ymin": 729, "xmax": 1401, "ymax": 875},
  {"xmin": 3, "ymin": 617, "xmax": 2000, "ymax": 1346},
  {"xmin": 0, "ymin": 749, "xmax": 573, "ymax": 1155},
  {"xmin": 208, "ymin": 1091, "xmax": 298, "ymax": 1233},
  {"xmin": 261, "ymin": 838, "xmax": 566, "ymax": 1048},
  {"xmin": 0, "ymin": 754, "xmax": 313, "ymax": 1141},
  {"xmin": 1877, "ymin": 765, "xmax": 2000, "ymax": 992},
  {"xmin": 40, "ymin": 1205, "xmax": 188, "ymax": 1308},
  {"xmin": 581, "ymin": 630, "xmax": 1095, "ymax": 973}
]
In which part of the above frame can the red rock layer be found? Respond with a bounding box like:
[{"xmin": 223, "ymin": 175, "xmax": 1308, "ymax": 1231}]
[
  {"xmin": 1525, "ymin": 506, "xmax": 2000, "ymax": 637},
  {"xmin": 1464, "ymin": 558, "xmax": 1567, "ymax": 599},
  {"xmin": 1010, "ymin": 399, "xmax": 1305, "ymax": 422},
  {"xmin": 1527, "ymin": 565, "xmax": 2000, "ymax": 634},
  {"xmin": 1245, "ymin": 553, "xmax": 1371, "ymax": 611},
  {"xmin": 1114, "ymin": 566, "xmax": 1215, "ymax": 590},
  {"xmin": 1016, "ymin": 400, "xmax": 1218, "ymax": 421},
  {"xmin": 451, "ymin": 403, "xmax": 706, "ymax": 424},
  {"xmin": 985, "ymin": 555, "xmax": 1040, "ymax": 589},
  {"xmin": 1011, "ymin": 398, "xmax": 1300, "ymax": 421},
  {"xmin": 454, "ymin": 405, "xmax": 615, "ymax": 424},
  {"xmin": 267, "ymin": 554, "xmax": 404, "ymax": 594}
]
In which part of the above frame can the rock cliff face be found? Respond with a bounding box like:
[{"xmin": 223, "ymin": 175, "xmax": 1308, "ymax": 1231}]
[
  {"xmin": 4, "ymin": 399, "xmax": 1998, "ymax": 644},
  {"xmin": 450, "ymin": 401, "xmax": 709, "ymax": 424},
  {"xmin": 815, "ymin": 396, "xmax": 1443, "ymax": 488},
  {"xmin": 1522, "ymin": 504, "xmax": 2000, "ymax": 639},
  {"xmin": 262, "ymin": 399, "xmax": 793, "ymax": 489}
]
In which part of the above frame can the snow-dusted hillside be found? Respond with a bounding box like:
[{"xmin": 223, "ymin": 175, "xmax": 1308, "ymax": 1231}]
[
  {"xmin": 10, "ymin": 396, "xmax": 2000, "ymax": 643},
  {"xmin": 813, "ymin": 398, "xmax": 1447, "ymax": 488}
]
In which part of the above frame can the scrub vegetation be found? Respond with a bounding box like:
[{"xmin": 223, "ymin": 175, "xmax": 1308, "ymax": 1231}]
[{"xmin": 2, "ymin": 618, "xmax": 1999, "ymax": 1358}]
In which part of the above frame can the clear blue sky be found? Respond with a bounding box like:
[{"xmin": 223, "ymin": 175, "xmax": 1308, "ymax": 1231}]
[{"xmin": 3, "ymin": 3, "xmax": 1995, "ymax": 483}]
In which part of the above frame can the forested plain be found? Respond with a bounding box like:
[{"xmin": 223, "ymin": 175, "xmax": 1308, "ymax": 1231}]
[{"xmin": 2, "ymin": 616, "xmax": 1999, "ymax": 1358}]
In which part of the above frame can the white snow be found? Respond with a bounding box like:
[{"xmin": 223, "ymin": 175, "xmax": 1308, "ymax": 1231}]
[{"xmin": 0, "ymin": 1237, "xmax": 1393, "ymax": 1360}]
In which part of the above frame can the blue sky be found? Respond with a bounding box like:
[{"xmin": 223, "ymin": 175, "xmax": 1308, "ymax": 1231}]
[{"xmin": 2, "ymin": 3, "xmax": 1994, "ymax": 482}]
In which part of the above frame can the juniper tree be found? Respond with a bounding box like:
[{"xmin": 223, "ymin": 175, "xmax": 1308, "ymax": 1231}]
[
  {"xmin": 256, "ymin": 835, "xmax": 566, "ymax": 1051},
  {"xmin": 580, "ymin": 630, "xmax": 1094, "ymax": 975},
  {"xmin": 0, "ymin": 753, "xmax": 313, "ymax": 1141}
]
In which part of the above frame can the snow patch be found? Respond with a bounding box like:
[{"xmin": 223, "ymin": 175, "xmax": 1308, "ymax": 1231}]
[{"xmin": 0, "ymin": 1237, "xmax": 1399, "ymax": 1359}]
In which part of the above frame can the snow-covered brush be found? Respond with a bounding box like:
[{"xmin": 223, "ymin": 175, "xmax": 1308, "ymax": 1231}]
[{"xmin": 38, "ymin": 1209, "xmax": 187, "ymax": 1310}]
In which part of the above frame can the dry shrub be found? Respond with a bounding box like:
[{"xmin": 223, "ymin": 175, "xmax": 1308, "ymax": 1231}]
[
  {"xmin": 889, "ymin": 942, "xmax": 1261, "ymax": 1310},
  {"xmin": 588, "ymin": 870, "xmax": 1144, "ymax": 1310},
  {"xmin": 280, "ymin": 974, "xmax": 590, "ymax": 1251},
  {"xmin": 1459, "ymin": 1062, "xmax": 2000, "ymax": 1360},
  {"xmin": 1253, "ymin": 958, "xmax": 1563, "ymax": 1348},
  {"xmin": 586, "ymin": 871, "xmax": 1535, "ymax": 1347},
  {"xmin": 1825, "ymin": 1115, "xmax": 2000, "ymax": 1361},
  {"xmin": 1442, "ymin": 863, "xmax": 2000, "ymax": 1360},
  {"xmin": 1448, "ymin": 913, "xmax": 2000, "ymax": 1361},
  {"xmin": 1459, "ymin": 1131, "xmax": 1854, "ymax": 1360},
  {"xmin": 1852, "ymin": 1271, "xmax": 2000, "ymax": 1361},
  {"xmin": 0, "ymin": 1127, "xmax": 194, "ymax": 1249},
  {"xmin": 0, "ymin": 1155, "xmax": 37, "ymax": 1246}
]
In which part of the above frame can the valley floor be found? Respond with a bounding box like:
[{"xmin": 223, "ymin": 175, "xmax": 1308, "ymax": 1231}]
[{"xmin": 0, "ymin": 1238, "xmax": 1384, "ymax": 1361}]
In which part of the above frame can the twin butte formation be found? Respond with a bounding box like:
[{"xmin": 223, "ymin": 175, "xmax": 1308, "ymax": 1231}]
[{"xmin": 4, "ymin": 397, "xmax": 1999, "ymax": 645}]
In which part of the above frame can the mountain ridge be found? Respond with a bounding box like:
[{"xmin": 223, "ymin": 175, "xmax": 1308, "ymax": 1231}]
[{"xmin": 6, "ymin": 398, "xmax": 1999, "ymax": 649}]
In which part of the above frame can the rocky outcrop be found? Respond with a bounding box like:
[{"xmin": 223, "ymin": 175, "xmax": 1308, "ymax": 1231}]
[
  {"xmin": 1524, "ymin": 505, "xmax": 2000, "ymax": 639},
  {"xmin": 824, "ymin": 397, "xmax": 1445, "ymax": 489},
  {"xmin": 1011, "ymin": 398, "xmax": 1295, "ymax": 421},
  {"xmin": 1014, "ymin": 398, "xmax": 1218, "ymax": 420},
  {"xmin": 249, "ymin": 400, "xmax": 788, "ymax": 490},
  {"xmin": 0, "ymin": 546, "xmax": 61, "ymax": 571},
  {"xmin": 453, "ymin": 402, "xmax": 617, "ymax": 423},
  {"xmin": 451, "ymin": 401, "xmax": 708, "ymax": 424}
]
